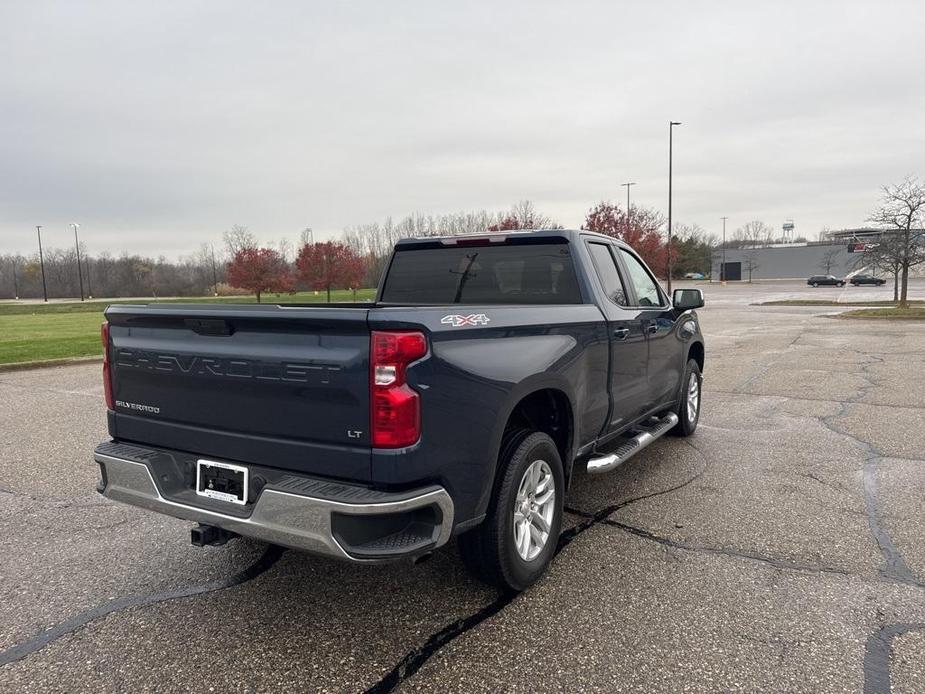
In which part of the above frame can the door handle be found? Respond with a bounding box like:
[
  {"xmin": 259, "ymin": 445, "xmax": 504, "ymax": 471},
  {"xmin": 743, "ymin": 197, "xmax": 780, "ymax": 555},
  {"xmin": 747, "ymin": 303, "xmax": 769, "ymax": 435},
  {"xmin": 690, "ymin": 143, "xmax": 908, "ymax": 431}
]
[
  {"xmin": 613, "ymin": 328, "xmax": 629, "ymax": 340},
  {"xmin": 645, "ymin": 324, "xmax": 658, "ymax": 335}
]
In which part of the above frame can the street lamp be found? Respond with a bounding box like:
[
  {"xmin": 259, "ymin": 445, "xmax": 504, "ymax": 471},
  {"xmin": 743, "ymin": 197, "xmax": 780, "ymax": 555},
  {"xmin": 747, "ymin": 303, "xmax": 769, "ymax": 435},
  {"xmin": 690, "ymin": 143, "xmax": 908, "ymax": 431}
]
[
  {"xmin": 36, "ymin": 225, "xmax": 48, "ymax": 302},
  {"xmin": 620, "ymin": 182, "xmax": 636, "ymax": 230},
  {"xmin": 720, "ymin": 216, "xmax": 728, "ymax": 284},
  {"xmin": 71, "ymin": 223, "xmax": 84, "ymax": 301},
  {"xmin": 10, "ymin": 258, "xmax": 19, "ymax": 300},
  {"xmin": 210, "ymin": 243, "xmax": 219, "ymax": 296},
  {"xmin": 667, "ymin": 121, "xmax": 681, "ymax": 294}
]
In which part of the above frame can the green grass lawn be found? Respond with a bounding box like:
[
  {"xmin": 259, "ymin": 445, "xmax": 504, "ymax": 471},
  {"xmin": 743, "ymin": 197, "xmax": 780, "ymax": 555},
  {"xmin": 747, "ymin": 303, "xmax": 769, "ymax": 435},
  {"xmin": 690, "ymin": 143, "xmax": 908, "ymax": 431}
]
[
  {"xmin": 759, "ymin": 299, "xmax": 924, "ymax": 306},
  {"xmin": 835, "ymin": 307, "xmax": 925, "ymax": 320},
  {"xmin": 0, "ymin": 312, "xmax": 106, "ymax": 364},
  {"xmin": 0, "ymin": 289, "xmax": 376, "ymax": 365}
]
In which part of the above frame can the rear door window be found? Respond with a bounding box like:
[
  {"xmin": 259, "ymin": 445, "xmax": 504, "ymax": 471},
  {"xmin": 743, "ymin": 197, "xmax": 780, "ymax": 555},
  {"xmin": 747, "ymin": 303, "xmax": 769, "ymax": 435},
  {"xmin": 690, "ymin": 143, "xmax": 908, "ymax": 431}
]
[{"xmin": 586, "ymin": 242, "xmax": 628, "ymax": 306}]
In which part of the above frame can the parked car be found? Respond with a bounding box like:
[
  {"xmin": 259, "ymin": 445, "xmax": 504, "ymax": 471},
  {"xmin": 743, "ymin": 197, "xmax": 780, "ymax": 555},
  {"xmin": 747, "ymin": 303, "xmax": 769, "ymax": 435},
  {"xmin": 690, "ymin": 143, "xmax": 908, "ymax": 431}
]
[
  {"xmin": 94, "ymin": 229, "xmax": 706, "ymax": 591},
  {"xmin": 683, "ymin": 272, "xmax": 705, "ymax": 280},
  {"xmin": 849, "ymin": 274, "xmax": 886, "ymax": 286},
  {"xmin": 807, "ymin": 275, "xmax": 845, "ymax": 287}
]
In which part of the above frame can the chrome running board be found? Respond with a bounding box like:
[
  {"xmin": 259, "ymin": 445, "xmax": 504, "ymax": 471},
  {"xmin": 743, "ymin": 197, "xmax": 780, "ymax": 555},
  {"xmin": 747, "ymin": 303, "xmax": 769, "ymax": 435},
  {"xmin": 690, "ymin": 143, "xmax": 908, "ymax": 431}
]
[{"xmin": 586, "ymin": 412, "xmax": 679, "ymax": 474}]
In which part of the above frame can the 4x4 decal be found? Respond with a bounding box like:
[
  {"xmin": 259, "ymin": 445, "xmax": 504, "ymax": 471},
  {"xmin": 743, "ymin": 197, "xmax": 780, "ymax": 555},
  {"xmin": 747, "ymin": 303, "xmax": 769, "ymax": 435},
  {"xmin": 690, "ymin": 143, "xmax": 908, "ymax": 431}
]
[{"xmin": 440, "ymin": 313, "xmax": 491, "ymax": 327}]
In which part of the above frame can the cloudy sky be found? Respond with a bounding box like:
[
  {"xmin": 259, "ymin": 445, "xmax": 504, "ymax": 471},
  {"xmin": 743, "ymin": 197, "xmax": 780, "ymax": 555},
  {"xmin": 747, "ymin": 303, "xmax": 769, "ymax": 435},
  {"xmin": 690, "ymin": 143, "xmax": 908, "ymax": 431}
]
[{"xmin": 1, "ymin": 1, "xmax": 923, "ymax": 258}]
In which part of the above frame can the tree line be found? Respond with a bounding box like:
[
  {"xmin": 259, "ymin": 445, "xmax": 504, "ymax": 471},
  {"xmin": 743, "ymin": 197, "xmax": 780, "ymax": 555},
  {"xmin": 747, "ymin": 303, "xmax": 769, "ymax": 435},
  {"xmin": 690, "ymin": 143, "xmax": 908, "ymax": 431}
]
[
  {"xmin": 0, "ymin": 201, "xmax": 752, "ymax": 301},
  {"xmin": 0, "ymin": 244, "xmax": 223, "ymax": 300},
  {"xmin": 4, "ymin": 179, "xmax": 920, "ymax": 301}
]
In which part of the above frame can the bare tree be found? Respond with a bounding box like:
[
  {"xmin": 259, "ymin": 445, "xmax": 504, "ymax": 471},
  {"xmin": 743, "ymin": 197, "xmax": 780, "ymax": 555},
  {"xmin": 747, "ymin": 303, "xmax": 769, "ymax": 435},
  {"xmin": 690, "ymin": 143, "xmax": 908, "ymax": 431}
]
[
  {"xmin": 743, "ymin": 252, "xmax": 760, "ymax": 283},
  {"xmin": 867, "ymin": 177, "xmax": 925, "ymax": 308},
  {"xmin": 818, "ymin": 247, "xmax": 842, "ymax": 275},
  {"xmin": 859, "ymin": 235, "xmax": 904, "ymax": 301},
  {"xmin": 736, "ymin": 220, "xmax": 774, "ymax": 248},
  {"xmin": 276, "ymin": 237, "xmax": 294, "ymax": 263},
  {"xmin": 223, "ymin": 225, "xmax": 258, "ymax": 256},
  {"xmin": 505, "ymin": 200, "xmax": 557, "ymax": 230}
]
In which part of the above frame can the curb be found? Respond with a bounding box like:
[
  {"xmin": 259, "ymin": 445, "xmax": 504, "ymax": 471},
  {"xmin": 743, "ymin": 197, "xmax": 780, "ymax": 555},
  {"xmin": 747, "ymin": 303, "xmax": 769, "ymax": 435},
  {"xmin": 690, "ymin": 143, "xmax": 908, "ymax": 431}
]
[{"xmin": 0, "ymin": 355, "xmax": 103, "ymax": 373}]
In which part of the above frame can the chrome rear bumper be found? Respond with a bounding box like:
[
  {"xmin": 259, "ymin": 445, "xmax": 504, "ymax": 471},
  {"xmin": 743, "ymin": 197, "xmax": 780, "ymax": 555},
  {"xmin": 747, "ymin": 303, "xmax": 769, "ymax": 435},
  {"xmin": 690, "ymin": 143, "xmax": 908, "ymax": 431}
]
[{"xmin": 95, "ymin": 447, "xmax": 454, "ymax": 562}]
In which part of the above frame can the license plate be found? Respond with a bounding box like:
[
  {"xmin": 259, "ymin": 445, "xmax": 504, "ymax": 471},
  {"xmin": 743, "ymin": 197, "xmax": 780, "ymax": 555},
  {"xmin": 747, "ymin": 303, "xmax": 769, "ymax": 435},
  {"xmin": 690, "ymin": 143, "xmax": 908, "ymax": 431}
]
[{"xmin": 196, "ymin": 459, "xmax": 249, "ymax": 505}]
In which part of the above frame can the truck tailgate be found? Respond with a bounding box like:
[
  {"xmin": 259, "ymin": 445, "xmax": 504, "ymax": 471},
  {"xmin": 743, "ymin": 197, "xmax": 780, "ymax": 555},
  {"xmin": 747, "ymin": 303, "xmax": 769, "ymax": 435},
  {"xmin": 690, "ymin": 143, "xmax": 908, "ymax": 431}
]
[{"xmin": 105, "ymin": 304, "xmax": 372, "ymax": 481}]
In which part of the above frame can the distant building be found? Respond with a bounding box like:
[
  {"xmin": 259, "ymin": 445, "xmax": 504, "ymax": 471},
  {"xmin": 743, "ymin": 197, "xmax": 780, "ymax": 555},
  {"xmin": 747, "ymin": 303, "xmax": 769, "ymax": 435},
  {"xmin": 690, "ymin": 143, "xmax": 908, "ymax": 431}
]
[{"xmin": 710, "ymin": 227, "xmax": 925, "ymax": 280}]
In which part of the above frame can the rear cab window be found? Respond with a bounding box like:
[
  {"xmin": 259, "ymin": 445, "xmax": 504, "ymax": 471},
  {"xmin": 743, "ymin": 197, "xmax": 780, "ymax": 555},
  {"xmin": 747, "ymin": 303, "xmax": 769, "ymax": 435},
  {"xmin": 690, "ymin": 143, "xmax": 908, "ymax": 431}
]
[{"xmin": 380, "ymin": 242, "xmax": 583, "ymax": 304}]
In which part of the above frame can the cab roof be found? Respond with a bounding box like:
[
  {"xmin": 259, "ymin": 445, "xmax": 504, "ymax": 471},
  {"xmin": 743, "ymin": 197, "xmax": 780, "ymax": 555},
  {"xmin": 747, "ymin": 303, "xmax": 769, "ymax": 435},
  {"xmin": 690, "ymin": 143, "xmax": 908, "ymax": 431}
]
[{"xmin": 394, "ymin": 228, "xmax": 632, "ymax": 250}]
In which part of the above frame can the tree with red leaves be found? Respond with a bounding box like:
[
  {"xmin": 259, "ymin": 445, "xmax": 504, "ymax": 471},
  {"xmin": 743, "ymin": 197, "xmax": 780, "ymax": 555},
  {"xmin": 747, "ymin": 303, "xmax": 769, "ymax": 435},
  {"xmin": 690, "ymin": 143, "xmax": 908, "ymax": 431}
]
[
  {"xmin": 226, "ymin": 247, "xmax": 294, "ymax": 303},
  {"xmin": 583, "ymin": 202, "xmax": 668, "ymax": 278},
  {"xmin": 296, "ymin": 241, "xmax": 365, "ymax": 302}
]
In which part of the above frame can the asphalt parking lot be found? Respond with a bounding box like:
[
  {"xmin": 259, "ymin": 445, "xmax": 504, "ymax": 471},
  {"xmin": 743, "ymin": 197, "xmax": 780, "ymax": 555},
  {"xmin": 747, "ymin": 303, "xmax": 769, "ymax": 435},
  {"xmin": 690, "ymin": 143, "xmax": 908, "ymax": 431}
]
[{"xmin": 2, "ymin": 280, "xmax": 925, "ymax": 693}]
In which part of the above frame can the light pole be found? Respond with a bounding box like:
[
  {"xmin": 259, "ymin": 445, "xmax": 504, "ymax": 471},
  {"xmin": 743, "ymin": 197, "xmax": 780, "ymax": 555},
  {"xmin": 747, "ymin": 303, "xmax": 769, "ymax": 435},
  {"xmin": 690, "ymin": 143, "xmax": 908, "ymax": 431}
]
[
  {"xmin": 210, "ymin": 243, "xmax": 219, "ymax": 296},
  {"xmin": 71, "ymin": 223, "xmax": 84, "ymax": 301},
  {"xmin": 36, "ymin": 225, "xmax": 48, "ymax": 302},
  {"xmin": 620, "ymin": 182, "xmax": 636, "ymax": 230},
  {"xmin": 11, "ymin": 258, "xmax": 19, "ymax": 299},
  {"xmin": 667, "ymin": 121, "xmax": 681, "ymax": 293},
  {"xmin": 721, "ymin": 216, "xmax": 728, "ymax": 283}
]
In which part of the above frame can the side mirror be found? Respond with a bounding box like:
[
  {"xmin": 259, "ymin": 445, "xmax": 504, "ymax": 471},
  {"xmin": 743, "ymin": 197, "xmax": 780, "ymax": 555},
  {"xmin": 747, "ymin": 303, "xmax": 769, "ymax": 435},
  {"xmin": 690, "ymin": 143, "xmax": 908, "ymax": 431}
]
[{"xmin": 673, "ymin": 288, "xmax": 704, "ymax": 311}]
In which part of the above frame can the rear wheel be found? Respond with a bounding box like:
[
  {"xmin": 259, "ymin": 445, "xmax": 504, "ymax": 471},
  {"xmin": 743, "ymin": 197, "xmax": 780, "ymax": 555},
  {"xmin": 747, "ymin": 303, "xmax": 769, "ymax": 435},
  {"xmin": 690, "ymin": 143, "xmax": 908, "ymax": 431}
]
[
  {"xmin": 811, "ymin": 282, "xmax": 818, "ymax": 287},
  {"xmin": 458, "ymin": 431, "xmax": 564, "ymax": 591},
  {"xmin": 670, "ymin": 358, "xmax": 702, "ymax": 437}
]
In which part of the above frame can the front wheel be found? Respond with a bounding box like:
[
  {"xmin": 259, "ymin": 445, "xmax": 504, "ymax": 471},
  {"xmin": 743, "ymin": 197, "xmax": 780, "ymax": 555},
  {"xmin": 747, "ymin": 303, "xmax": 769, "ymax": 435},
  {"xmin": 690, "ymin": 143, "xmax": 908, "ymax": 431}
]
[
  {"xmin": 670, "ymin": 358, "xmax": 702, "ymax": 437},
  {"xmin": 458, "ymin": 431, "xmax": 564, "ymax": 591}
]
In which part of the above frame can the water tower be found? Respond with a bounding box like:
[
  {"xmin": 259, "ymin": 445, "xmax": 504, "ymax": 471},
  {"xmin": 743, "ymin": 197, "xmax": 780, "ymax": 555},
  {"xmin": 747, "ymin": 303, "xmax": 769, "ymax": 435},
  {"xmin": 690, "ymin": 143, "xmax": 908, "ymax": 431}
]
[{"xmin": 782, "ymin": 219, "xmax": 795, "ymax": 242}]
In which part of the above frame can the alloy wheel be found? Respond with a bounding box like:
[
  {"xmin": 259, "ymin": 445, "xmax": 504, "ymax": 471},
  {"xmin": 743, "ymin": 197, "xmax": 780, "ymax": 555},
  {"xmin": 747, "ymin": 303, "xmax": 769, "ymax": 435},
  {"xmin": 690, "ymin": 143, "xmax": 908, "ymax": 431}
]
[{"xmin": 513, "ymin": 460, "xmax": 555, "ymax": 561}]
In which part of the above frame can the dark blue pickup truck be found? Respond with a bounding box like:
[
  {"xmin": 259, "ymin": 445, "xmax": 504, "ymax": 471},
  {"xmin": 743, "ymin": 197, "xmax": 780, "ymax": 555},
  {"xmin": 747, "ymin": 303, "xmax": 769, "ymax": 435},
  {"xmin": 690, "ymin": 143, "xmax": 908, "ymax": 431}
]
[{"xmin": 95, "ymin": 229, "xmax": 705, "ymax": 590}]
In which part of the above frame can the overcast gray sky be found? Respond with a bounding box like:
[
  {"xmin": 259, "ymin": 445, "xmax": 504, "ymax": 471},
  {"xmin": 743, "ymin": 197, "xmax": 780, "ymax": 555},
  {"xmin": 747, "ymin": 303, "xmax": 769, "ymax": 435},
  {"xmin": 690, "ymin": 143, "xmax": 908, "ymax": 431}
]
[{"xmin": 1, "ymin": 1, "xmax": 923, "ymax": 258}]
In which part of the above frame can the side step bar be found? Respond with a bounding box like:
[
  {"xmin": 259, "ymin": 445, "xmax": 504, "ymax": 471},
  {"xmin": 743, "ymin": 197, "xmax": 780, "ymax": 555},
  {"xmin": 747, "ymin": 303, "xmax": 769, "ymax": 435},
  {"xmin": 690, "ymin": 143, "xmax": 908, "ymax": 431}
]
[{"xmin": 586, "ymin": 412, "xmax": 679, "ymax": 474}]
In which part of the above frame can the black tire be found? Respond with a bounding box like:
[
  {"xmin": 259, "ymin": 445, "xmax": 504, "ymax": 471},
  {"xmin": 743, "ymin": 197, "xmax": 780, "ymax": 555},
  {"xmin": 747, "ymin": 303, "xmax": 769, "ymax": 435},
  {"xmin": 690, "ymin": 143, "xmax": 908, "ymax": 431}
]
[
  {"xmin": 458, "ymin": 431, "xmax": 564, "ymax": 592},
  {"xmin": 811, "ymin": 282, "xmax": 818, "ymax": 287},
  {"xmin": 670, "ymin": 358, "xmax": 702, "ymax": 437}
]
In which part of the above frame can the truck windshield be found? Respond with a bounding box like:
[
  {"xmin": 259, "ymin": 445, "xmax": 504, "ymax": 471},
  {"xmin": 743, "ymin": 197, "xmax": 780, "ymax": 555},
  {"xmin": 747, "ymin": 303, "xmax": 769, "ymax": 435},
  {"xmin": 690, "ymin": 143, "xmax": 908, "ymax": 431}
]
[{"xmin": 381, "ymin": 243, "xmax": 582, "ymax": 304}]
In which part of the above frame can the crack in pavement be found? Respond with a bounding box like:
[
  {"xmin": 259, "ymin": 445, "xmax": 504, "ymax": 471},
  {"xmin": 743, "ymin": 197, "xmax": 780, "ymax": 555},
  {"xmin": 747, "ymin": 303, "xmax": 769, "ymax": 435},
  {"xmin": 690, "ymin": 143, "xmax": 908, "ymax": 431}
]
[
  {"xmin": 600, "ymin": 518, "xmax": 854, "ymax": 578},
  {"xmin": 819, "ymin": 405, "xmax": 923, "ymax": 589},
  {"xmin": 363, "ymin": 455, "xmax": 710, "ymax": 694},
  {"xmin": 863, "ymin": 623, "xmax": 925, "ymax": 694},
  {"xmin": 706, "ymin": 389, "xmax": 925, "ymax": 414},
  {"xmin": 0, "ymin": 545, "xmax": 285, "ymax": 668}
]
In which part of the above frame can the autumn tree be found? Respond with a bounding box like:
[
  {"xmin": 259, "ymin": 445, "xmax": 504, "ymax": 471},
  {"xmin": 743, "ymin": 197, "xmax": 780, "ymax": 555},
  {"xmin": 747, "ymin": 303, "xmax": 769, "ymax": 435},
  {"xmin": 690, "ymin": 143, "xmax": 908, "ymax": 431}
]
[
  {"xmin": 226, "ymin": 247, "xmax": 294, "ymax": 302},
  {"xmin": 296, "ymin": 241, "xmax": 365, "ymax": 302},
  {"xmin": 583, "ymin": 202, "xmax": 667, "ymax": 276},
  {"xmin": 867, "ymin": 177, "xmax": 925, "ymax": 308}
]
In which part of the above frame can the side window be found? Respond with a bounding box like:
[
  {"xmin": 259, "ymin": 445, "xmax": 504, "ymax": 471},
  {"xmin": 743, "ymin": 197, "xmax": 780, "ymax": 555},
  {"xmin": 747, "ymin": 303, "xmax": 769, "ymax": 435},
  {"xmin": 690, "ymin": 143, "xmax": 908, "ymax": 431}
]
[
  {"xmin": 587, "ymin": 242, "xmax": 628, "ymax": 306},
  {"xmin": 619, "ymin": 249, "xmax": 663, "ymax": 307}
]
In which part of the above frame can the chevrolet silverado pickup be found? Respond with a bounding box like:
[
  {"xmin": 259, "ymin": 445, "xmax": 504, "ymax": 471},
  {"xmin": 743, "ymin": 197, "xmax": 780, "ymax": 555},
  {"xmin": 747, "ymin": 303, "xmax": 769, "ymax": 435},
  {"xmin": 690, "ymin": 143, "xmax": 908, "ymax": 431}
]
[{"xmin": 95, "ymin": 229, "xmax": 705, "ymax": 590}]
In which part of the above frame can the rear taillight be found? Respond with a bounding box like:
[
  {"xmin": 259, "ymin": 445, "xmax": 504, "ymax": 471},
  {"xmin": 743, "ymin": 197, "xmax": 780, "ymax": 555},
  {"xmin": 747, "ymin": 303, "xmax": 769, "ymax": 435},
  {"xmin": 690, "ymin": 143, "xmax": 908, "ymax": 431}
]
[
  {"xmin": 101, "ymin": 321, "xmax": 114, "ymax": 410},
  {"xmin": 370, "ymin": 330, "xmax": 427, "ymax": 448}
]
